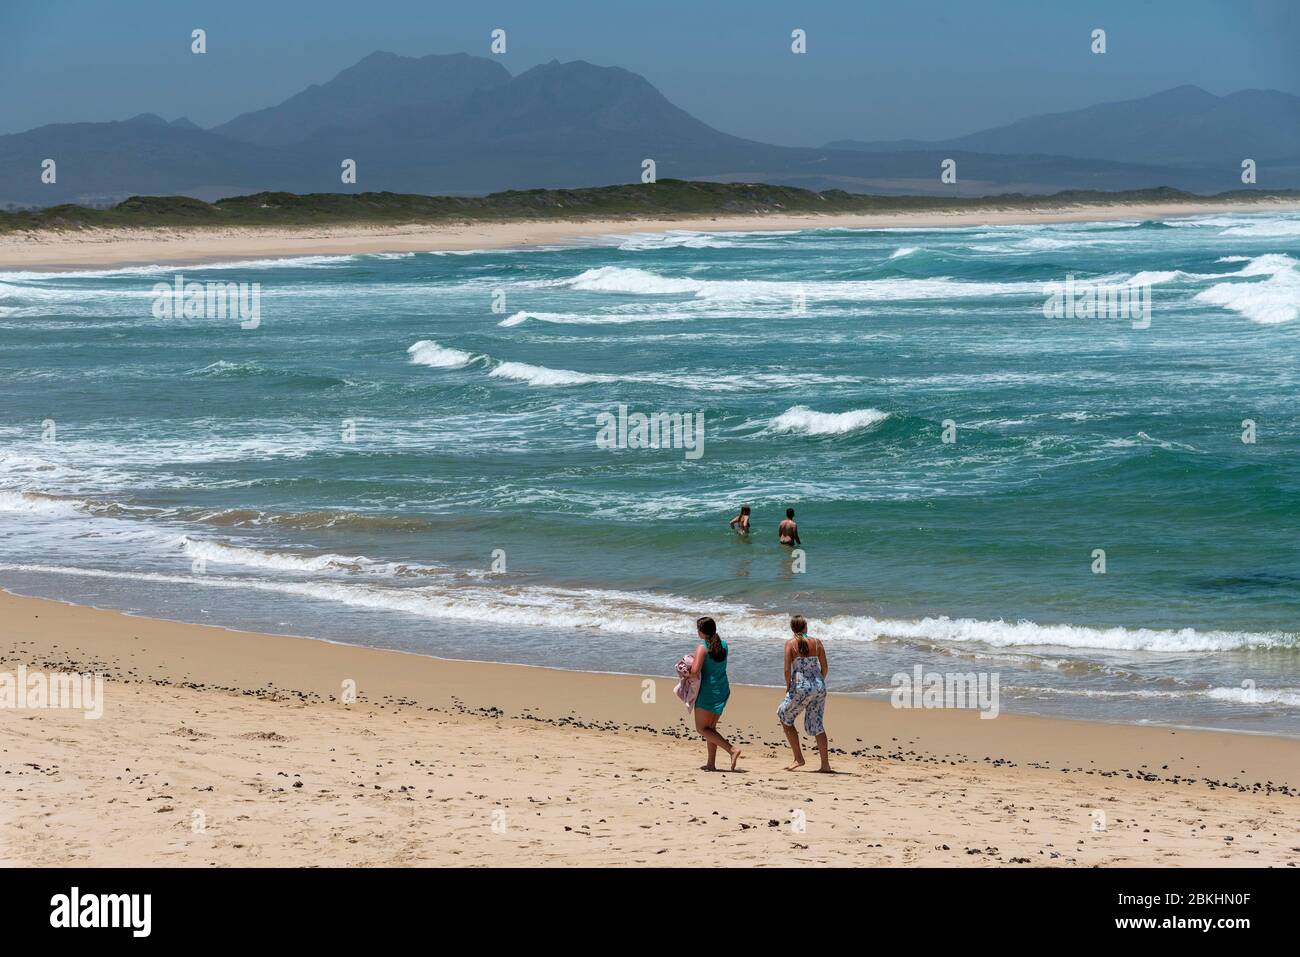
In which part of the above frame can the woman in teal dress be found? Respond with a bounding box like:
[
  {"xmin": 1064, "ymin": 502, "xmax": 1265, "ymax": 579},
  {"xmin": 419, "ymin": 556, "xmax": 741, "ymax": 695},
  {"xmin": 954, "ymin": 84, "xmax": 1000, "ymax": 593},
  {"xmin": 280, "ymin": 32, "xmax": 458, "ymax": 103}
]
[{"xmin": 688, "ymin": 616, "xmax": 741, "ymax": 771}]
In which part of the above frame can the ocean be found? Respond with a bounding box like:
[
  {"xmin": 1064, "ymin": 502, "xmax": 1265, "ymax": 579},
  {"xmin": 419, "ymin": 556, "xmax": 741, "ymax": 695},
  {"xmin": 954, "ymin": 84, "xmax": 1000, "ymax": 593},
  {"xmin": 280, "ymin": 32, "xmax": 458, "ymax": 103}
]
[{"xmin": 2, "ymin": 212, "xmax": 1298, "ymax": 734}]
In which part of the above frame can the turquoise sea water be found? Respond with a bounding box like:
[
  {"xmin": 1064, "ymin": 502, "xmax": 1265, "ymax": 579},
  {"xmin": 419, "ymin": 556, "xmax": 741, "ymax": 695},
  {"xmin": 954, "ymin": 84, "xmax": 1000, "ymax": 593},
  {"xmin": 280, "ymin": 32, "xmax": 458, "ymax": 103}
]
[{"xmin": 2, "ymin": 212, "xmax": 1298, "ymax": 733}]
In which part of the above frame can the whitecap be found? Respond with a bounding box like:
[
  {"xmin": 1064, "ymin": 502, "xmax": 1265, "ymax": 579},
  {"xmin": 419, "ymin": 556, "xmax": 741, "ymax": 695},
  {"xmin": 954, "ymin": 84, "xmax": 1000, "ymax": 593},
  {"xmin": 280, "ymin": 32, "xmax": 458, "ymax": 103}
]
[
  {"xmin": 406, "ymin": 340, "xmax": 477, "ymax": 368},
  {"xmin": 487, "ymin": 361, "xmax": 608, "ymax": 387},
  {"xmin": 1194, "ymin": 253, "xmax": 1300, "ymax": 324},
  {"xmin": 766, "ymin": 406, "xmax": 890, "ymax": 436}
]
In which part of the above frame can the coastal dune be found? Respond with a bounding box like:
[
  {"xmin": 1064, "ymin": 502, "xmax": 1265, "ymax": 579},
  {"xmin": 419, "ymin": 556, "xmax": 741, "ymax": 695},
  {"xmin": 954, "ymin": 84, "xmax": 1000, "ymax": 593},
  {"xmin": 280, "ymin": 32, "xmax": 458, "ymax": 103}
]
[
  {"xmin": 4, "ymin": 198, "xmax": 1300, "ymax": 270},
  {"xmin": 1, "ymin": 590, "xmax": 1296, "ymax": 867}
]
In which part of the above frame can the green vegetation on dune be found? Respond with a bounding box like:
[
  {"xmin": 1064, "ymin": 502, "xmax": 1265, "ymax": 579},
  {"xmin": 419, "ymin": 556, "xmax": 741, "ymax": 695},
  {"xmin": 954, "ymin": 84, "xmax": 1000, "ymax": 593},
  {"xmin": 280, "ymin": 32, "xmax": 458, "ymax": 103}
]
[{"xmin": 2, "ymin": 181, "xmax": 1296, "ymax": 234}]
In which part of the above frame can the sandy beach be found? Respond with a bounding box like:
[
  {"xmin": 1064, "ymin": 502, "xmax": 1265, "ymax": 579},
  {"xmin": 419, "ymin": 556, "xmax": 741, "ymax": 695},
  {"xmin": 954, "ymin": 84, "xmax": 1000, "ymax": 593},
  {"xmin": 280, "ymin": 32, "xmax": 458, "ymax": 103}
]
[
  {"xmin": 4, "ymin": 198, "xmax": 1300, "ymax": 270},
  {"xmin": 1, "ymin": 589, "xmax": 1296, "ymax": 867}
]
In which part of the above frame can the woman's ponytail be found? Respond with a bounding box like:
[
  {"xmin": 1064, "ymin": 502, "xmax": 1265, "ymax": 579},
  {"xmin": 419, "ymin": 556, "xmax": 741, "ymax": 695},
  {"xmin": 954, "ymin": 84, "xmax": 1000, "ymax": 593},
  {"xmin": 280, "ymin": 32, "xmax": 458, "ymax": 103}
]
[
  {"xmin": 696, "ymin": 616, "xmax": 726, "ymax": 661},
  {"xmin": 791, "ymin": 615, "xmax": 809, "ymax": 656}
]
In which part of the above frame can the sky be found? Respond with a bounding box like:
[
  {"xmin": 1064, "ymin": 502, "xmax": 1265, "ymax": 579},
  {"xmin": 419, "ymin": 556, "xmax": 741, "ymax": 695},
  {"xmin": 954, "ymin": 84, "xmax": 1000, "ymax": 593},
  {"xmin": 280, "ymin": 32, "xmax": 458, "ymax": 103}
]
[{"xmin": 2, "ymin": 0, "xmax": 1297, "ymax": 144}]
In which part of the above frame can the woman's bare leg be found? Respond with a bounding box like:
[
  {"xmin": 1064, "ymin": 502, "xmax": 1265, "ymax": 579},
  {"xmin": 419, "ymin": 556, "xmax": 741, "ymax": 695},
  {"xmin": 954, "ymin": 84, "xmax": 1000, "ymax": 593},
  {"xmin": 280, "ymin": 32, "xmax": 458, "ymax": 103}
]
[
  {"xmin": 700, "ymin": 725, "xmax": 732, "ymax": 757},
  {"xmin": 695, "ymin": 710, "xmax": 739, "ymax": 770},
  {"xmin": 704, "ymin": 739, "xmax": 718, "ymax": 770},
  {"xmin": 695, "ymin": 710, "xmax": 721, "ymax": 769},
  {"xmin": 814, "ymin": 731, "xmax": 832, "ymax": 772},
  {"xmin": 781, "ymin": 723, "xmax": 805, "ymax": 770}
]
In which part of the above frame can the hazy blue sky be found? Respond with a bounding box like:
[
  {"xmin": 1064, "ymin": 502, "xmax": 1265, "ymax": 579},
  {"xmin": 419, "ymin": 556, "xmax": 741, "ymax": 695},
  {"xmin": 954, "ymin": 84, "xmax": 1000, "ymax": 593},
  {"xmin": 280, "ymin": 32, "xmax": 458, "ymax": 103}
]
[{"xmin": 3, "ymin": 0, "xmax": 1297, "ymax": 143}]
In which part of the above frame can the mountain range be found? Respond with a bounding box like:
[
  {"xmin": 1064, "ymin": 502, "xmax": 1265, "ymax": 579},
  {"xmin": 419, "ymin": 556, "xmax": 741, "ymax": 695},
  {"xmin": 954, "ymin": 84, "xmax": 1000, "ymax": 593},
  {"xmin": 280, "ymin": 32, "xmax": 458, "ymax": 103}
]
[{"xmin": 3, "ymin": 52, "xmax": 1297, "ymax": 208}]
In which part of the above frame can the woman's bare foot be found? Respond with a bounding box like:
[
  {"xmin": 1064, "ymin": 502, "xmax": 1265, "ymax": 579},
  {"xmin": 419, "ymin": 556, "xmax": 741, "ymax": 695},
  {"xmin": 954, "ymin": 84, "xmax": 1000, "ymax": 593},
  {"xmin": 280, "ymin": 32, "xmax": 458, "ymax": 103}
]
[
  {"xmin": 729, "ymin": 748, "xmax": 742, "ymax": 771},
  {"xmin": 700, "ymin": 764, "xmax": 717, "ymax": 772},
  {"xmin": 815, "ymin": 764, "xmax": 835, "ymax": 773},
  {"xmin": 784, "ymin": 759, "xmax": 806, "ymax": 771}
]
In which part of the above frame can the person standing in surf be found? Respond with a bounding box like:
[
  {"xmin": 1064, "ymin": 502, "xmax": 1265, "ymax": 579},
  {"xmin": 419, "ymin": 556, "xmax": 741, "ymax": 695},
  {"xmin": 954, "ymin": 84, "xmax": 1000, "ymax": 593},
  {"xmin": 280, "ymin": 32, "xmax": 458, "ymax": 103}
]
[
  {"xmin": 778, "ymin": 507, "xmax": 801, "ymax": 546},
  {"xmin": 728, "ymin": 504, "xmax": 751, "ymax": 536},
  {"xmin": 687, "ymin": 616, "xmax": 741, "ymax": 771}
]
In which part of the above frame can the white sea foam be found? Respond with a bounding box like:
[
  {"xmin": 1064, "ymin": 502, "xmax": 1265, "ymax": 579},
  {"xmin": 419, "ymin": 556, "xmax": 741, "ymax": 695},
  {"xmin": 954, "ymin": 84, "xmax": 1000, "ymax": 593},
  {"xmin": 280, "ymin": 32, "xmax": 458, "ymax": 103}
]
[
  {"xmin": 1127, "ymin": 269, "xmax": 1206, "ymax": 285},
  {"xmin": 0, "ymin": 490, "xmax": 85, "ymax": 517},
  {"xmin": 187, "ymin": 360, "xmax": 262, "ymax": 378},
  {"xmin": 179, "ymin": 536, "xmax": 372, "ymax": 573},
  {"xmin": 853, "ymin": 616, "xmax": 1291, "ymax": 653},
  {"xmin": 1204, "ymin": 686, "xmax": 1300, "ymax": 708},
  {"xmin": 968, "ymin": 235, "xmax": 1134, "ymax": 254},
  {"xmin": 499, "ymin": 309, "xmax": 696, "ymax": 327},
  {"xmin": 614, "ymin": 231, "xmax": 735, "ymax": 251},
  {"xmin": 406, "ymin": 340, "xmax": 856, "ymax": 391},
  {"xmin": 406, "ymin": 340, "xmax": 477, "ymax": 368},
  {"xmin": 608, "ymin": 228, "xmax": 804, "ymax": 251},
  {"xmin": 767, "ymin": 406, "xmax": 890, "ymax": 436},
  {"xmin": 565, "ymin": 267, "xmax": 704, "ymax": 295},
  {"xmin": 409, "ymin": 340, "xmax": 617, "ymax": 387},
  {"xmin": 0, "ymin": 450, "xmax": 67, "ymax": 481},
  {"xmin": 0, "ymin": 255, "xmax": 356, "ymax": 282},
  {"xmin": 556, "ymin": 266, "xmax": 1047, "ymax": 302},
  {"xmin": 1161, "ymin": 214, "xmax": 1259, "ymax": 229},
  {"xmin": 1218, "ymin": 218, "xmax": 1300, "ymax": 238},
  {"xmin": 1234, "ymin": 253, "xmax": 1298, "ymax": 276},
  {"xmin": 499, "ymin": 311, "xmax": 549, "ymax": 327},
  {"xmin": 177, "ymin": 537, "xmax": 450, "ymax": 578},
  {"xmin": 0, "ymin": 560, "xmax": 1292, "ymax": 654},
  {"xmin": 487, "ymin": 361, "xmax": 609, "ymax": 386},
  {"xmin": 1134, "ymin": 431, "xmax": 1201, "ymax": 453},
  {"xmin": 1011, "ymin": 686, "xmax": 1300, "ymax": 708},
  {"xmin": 1194, "ymin": 253, "xmax": 1300, "ymax": 324},
  {"xmin": 429, "ymin": 245, "xmax": 567, "ymax": 256},
  {"xmin": 889, "ymin": 247, "xmax": 918, "ymax": 259},
  {"xmin": 0, "ymin": 489, "xmax": 168, "ymax": 521}
]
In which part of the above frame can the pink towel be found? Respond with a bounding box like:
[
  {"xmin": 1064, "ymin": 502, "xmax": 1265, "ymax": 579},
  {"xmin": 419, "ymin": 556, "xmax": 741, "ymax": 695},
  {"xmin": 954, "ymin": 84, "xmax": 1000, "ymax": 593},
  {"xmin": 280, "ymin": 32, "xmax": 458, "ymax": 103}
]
[{"xmin": 673, "ymin": 652, "xmax": 699, "ymax": 709}]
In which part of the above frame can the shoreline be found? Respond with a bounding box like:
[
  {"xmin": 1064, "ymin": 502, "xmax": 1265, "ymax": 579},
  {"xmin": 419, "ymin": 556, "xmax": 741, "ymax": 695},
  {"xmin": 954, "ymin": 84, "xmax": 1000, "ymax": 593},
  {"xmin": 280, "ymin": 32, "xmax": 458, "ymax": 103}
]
[
  {"xmin": 2, "ymin": 582, "xmax": 1295, "ymax": 742},
  {"xmin": 2, "ymin": 589, "xmax": 1297, "ymax": 866},
  {"xmin": 3, "ymin": 197, "xmax": 1298, "ymax": 270}
]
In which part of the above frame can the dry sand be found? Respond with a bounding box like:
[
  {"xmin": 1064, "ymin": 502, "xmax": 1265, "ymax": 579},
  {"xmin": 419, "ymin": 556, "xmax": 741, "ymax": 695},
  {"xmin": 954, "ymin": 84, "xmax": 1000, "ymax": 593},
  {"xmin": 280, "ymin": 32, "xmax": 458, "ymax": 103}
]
[
  {"xmin": 1, "ymin": 590, "xmax": 1296, "ymax": 867},
  {"xmin": 4, "ymin": 198, "xmax": 1299, "ymax": 270}
]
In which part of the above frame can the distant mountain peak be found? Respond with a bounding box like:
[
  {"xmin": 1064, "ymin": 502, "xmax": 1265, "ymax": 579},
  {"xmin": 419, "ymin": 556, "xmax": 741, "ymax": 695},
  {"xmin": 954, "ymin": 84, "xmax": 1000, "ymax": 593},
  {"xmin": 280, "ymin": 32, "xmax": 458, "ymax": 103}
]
[
  {"xmin": 1113, "ymin": 84, "xmax": 1218, "ymax": 109},
  {"xmin": 826, "ymin": 84, "xmax": 1300, "ymax": 167},
  {"xmin": 122, "ymin": 112, "xmax": 168, "ymax": 126},
  {"xmin": 343, "ymin": 49, "xmax": 494, "ymax": 75},
  {"xmin": 1152, "ymin": 83, "xmax": 1215, "ymax": 98},
  {"xmin": 213, "ymin": 49, "xmax": 511, "ymax": 147},
  {"xmin": 524, "ymin": 58, "xmax": 636, "ymax": 78}
]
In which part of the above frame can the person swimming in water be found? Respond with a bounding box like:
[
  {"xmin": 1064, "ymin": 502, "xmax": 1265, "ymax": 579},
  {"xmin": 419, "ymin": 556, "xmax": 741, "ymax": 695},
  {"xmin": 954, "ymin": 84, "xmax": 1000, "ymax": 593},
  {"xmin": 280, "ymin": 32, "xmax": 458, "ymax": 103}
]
[
  {"xmin": 728, "ymin": 504, "xmax": 751, "ymax": 536},
  {"xmin": 778, "ymin": 507, "xmax": 800, "ymax": 546}
]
